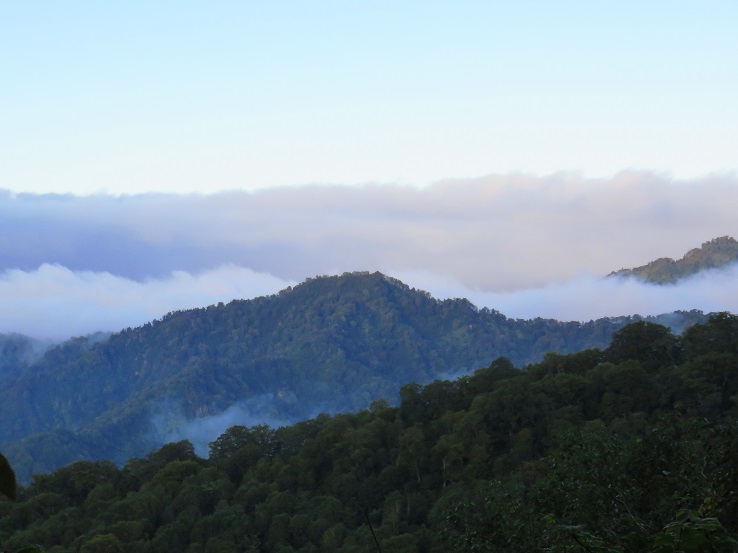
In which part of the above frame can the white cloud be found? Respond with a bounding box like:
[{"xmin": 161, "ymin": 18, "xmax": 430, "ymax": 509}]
[
  {"xmin": 2, "ymin": 172, "xmax": 737, "ymax": 291},
  {"xmin": 1, "ymin": 172, "xmax": 738, "ymax": 338},
  {"xmin": 400, "ymin": 264, "xmax": 738, "ymax": 322},
  {"xmin": 0, "ymin": 264, "xmax": 294, "ymax": 340},
  {"xmin": 2, "ymin": 261, "xmax": 737, "ymax": 342}
]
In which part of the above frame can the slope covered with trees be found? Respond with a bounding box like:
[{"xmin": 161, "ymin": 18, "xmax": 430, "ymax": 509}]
[
  {"xmin": 0, "ymin": 333, "xmax": 49, "ymax": 381},
  {"xmin": 1, "ymin": 314, "xmax": 737, "ymax": 552},
  {"xmin": 0, "ymin": 272, "xmax": 709, "ymax": 483},
  {"xmin": 610, "ymin": 236, "xmax": 738, "ymax": 283}
]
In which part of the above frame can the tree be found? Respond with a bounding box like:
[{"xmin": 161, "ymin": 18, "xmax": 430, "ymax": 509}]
[
  {"xmin": 80, "ymin": 533, "xmax": 125, "ymax": 553},
  {"xmin": 682, "ymin": 312, "xmax": 738, "ymax": 360},
  {"xmin": 148, "ymin": 440, "xmax": 198, "ymax": 467},
  {"xmin": 605, "ymin": 321, "xmax": 678, "ymax": 370},
  {"xmin": 653, "ymin": 510, "xmax": 738, "ymax": 552},
  {"xmin": 0, "ymin": 453, "xmax": 44, "ymax": 553},
  {"xmin": 396, "ymin": 426, "xmax": 427, "ymax": 485},
  {"xmin": 0, "ymin": 452, "xmax": 16, "ymax": 501},
  {"xmin": 209, "ymin": 424, "xmax": 277, "ymax": 462}
]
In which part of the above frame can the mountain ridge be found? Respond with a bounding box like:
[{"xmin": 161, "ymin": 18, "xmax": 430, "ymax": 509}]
[{"xmin": 610, "ymin": 235, "xmax": 738, "ymax": 283}]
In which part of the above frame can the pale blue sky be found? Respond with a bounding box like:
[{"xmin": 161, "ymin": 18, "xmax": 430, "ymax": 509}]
[{"xmin": 2, "ymin": 1, "xmax": 736, "ymax": 195}]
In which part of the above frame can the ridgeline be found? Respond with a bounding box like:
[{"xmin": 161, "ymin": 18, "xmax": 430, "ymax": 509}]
[{"xmin": 610, "ymin": 236, "xmax": 738, "ymax": 284}]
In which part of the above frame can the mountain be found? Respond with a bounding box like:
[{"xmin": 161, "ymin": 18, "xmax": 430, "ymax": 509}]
[
  {"xmin": 610, "ymin": 235, "xmax": 738, "ymax": 283},
  {"xmin": 2, "ymin": 314, "xmax": 737, "ymax": 552},
  {"xmin": 0, "ymin": 272, "xmax": 709, "ymax": 482}
]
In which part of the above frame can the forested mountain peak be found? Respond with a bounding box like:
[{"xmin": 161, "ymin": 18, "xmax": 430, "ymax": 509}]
[
  {"xmin": 610, "ymin": 235, "xmax": 738, "ymax": 283},
  {"xmin": 0, "ymin": 272, "xmax": 709, "ymax": 481}
]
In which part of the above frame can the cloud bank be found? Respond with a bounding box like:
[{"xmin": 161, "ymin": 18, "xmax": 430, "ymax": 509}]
[
  {"xmin": 2, "ymin": 172, "xmax": 737, "ymax": 339},
  {"xmin": 0, "ymin": 264, "xmax": 294, "ymax": 340},
  {"xmin": 402, "ymin": 265, "xmax": 738, "ymax": 321}
]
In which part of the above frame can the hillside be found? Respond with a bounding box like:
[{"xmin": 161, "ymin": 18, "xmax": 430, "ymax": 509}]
[
  {"xmin": 0, "ymin": 334, "xmax": 49, "ymax": 380},
  {"xmin": 610, "ymin": 235, "xmax": 738, "ymax": 283},
  {"xmin": 1, "ymin": 315, "xmax": 737, "ymax": 552},
  {"xmin": 0, "ymin": 272, "xmax": 708, "ymax": 481}
]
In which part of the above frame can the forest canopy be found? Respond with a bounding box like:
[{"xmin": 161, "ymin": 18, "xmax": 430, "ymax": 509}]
[{"xmin": 2, "ymin": 314, "xmax": 738, "ymax": 552}]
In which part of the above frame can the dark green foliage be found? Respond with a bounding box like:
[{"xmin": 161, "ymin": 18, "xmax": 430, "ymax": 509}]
[
  {"xmin": 146, "ymin": 440, "xmax": 198, "ymax": 467},
  {"xmin": 0, "ymin": 453, "xmax": 16, "ymax": 501},
  {"xmin": 682, "ymin": 311, "xmax": 738, "ymax": 359},
  {"xmin": 209, "ymin": 425, "xmax": 277, "ymax": 463},
  {"xmin": 611, "ymin": 236, "xmax": 738, "ymax": 284},
  {"xmin": 653, "ymin": 510, "xmax": 738, "ymax": 552},
  {"xmin": 605, "ymin": 320, "xmax": 679, "ymax": 369},
  {"xmin": 1, "ymin": 314, "xmax": 737, "ymax": 552},
  {"xmin": 0, "ymin": 454, "xmax": 46, "ymax": 553}
]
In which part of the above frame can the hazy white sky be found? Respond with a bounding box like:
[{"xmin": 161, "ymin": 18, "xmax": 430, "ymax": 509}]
[
  {"xmin": 2, "ymin": 3, "xmax": 738, "ymax": 339},
  {"xmin": 2, "ymin": 1, "xmax": 737, "ymax": 195}
]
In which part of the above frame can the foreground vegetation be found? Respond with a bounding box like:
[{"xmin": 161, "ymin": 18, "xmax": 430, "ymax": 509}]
[{"xmin": 2, "ymin": 314, "xmax": 738, "ymax": 552}]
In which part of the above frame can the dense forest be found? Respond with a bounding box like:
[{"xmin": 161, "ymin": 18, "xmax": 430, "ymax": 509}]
[
  {"xmin": 0, "ymin": 272, "xmax": 708, "ymax": 483},
  {"xmin": 1, "ymin": 313, "xmax": 737, "ymax": 552},
  {"xmin": 610, "ymin": 236, "xmax": 738, "ymax": 283}
]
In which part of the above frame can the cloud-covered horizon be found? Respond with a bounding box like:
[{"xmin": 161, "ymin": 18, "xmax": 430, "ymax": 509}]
[
  {"xmin": 2, "ymin": 262, "xmax": 738, "ymax": 341},
  {"xmin": 2, "ymin": 171, "xmax": 737, "ymax": 339},
  {"xmin": 0, "ymin": 264, "xmax": 295, "ymax": 340}
]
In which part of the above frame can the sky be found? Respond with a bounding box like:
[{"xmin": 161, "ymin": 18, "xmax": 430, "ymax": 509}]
[{"xmin": 1, "ymin": 2, "xmax": 738, "ymax": 340}]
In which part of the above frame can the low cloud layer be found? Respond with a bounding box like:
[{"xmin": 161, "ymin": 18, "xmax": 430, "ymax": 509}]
[
  {"xmin": 2, "ymin": 172, "xmax": 737, "ymax": 338},
  {"xmin": 2, "ymin": 262, "xmax": 738, "ymax": 341},
  {"xmin": 402, "ymin": 264, "xmax": 738, "ymax": 322},
  {"xmin": 153, "ymin": 396, "xmax": 294, "ymax": 457},
  {"xmin": 0, "ymin": 264, "xmax": 294, "ymax": 340}
]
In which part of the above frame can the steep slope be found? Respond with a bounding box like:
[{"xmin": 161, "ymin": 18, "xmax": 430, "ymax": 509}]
[
  {"xmin": 0, "ymin": 272, "xmax": 708, "ymax": 480},
  {"xmin": 610, "ymin": 236, "xmax": 738, "ymax": 283}
]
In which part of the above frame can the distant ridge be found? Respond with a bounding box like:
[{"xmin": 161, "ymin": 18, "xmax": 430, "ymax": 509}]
[{"xmin": 610, "ymin": 236, "xmax": 738, "ymax": 284}]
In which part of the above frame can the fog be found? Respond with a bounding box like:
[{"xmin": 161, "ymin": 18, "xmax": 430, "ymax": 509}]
[
  {"xmin": 2, "ymin": 262, "xmax": 737, "ymax": 342},
  {"xmin": 400, "ymin": 265, "xmax": 738, "ymax": 321},
  {"xmin": 152, "ymin": 396, "xmax": 294, "ymax": 458},
  {"xmin": 0, "ymin": 264, "xmax": 295, "ymax": 340}
]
